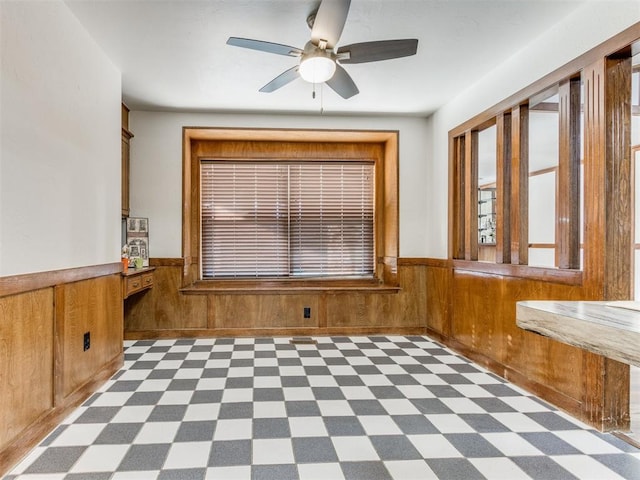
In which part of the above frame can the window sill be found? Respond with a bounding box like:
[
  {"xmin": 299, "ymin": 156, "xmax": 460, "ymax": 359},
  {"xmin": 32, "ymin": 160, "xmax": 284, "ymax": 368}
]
[
  {"xmin": 180, "ymin": 279, "xmax": 401, "ymax": 295},
  {"xmin": 452, "ymin": 259, "xmax": 583, "ymax": 286}
]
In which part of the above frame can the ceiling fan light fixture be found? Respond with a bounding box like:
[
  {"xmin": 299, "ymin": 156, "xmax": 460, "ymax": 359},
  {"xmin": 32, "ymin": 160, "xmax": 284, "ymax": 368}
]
[
  {"xmin": 299, "ymin": 54, "xmax": 336, "ymax": 83},
  {"xmin": 227, "ymin": 0, "xmax": 418, "ymax": 98}
]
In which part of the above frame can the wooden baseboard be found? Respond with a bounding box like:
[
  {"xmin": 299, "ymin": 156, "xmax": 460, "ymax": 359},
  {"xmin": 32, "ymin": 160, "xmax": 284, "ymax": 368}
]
[
  {"xmin": 0, "ymin": 354, "xmax": 123, "ymax": 477},
  {"xmin": 427, "ymin": 330, "xmax": 585, "ymax": 425},
  {"xmin": 612, "ymin": 431, "xmax": 640, "ymax": 449},
  {"xmin": 124, "ymin": 326, "xmax": 428, "ymax": 340},
  {"xmin": 425, "ymin": 327, "xmax": 448, "ymax": 343}
]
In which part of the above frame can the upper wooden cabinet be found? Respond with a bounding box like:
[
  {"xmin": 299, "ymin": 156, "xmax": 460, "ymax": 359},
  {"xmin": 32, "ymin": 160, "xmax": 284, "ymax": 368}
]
[{"xmin": 121, "ymin": 104, "xmax": 133, "ymax": 217}]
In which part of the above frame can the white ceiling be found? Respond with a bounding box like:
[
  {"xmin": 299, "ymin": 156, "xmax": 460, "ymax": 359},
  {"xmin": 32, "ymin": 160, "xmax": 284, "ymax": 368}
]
[{"xmin": 64, "ymin": 0, "xmax": 586, "ymax": 116}]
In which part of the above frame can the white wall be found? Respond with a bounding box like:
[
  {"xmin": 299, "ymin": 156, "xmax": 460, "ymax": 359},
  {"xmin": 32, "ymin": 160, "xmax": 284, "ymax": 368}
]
[
  {"xmin": 0, "ymin": 1, "xmax": 122, "ymax": 276},
  {"xmin": 129, "ymin": 112, "xmax": 430, "ymax": 258},
  {"xmin": 428, "ymin": 1, "xmax": 640, "ymax": 258}
]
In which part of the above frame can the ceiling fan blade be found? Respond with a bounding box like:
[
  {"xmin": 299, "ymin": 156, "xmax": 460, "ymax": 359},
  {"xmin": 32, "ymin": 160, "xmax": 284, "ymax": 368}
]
[
  {"xmin": 227, "ymin": 37, "xmax": 302, "ymax": 57},
  {"xmin": 311, "ymin": 0, "xmax": 351, "ymax": 49},
  {"xmin": 325, "ymin": 64, "xmax": 358, "ymax": 99},
  {"xmin": 337, "ymin": 39, "xmax": 418, "ymax": 64},
  {"xmin": 259, "ymin": 66, "xmax": 300, "ymax": 93}
]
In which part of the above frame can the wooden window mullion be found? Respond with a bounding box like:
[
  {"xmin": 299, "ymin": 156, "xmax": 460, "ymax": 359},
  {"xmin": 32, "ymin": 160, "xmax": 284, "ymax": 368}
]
[
  {"xmin": 464, "ymin": 130, "xmax": 479, "ymax": 261},
  {"xmin": 496, "ymin": 112, "xmax": 512, "ymax": 264},
  {"xmin": 556, "ymin": 76, "xmax": 582, "ymax": 269},
  {"xmin": 510, "ymin": 104, "xmax": 529, "ymax": 265},
  {"xmin": 451, "ymin": 136, "xmax": 466, "ymax": 259}
]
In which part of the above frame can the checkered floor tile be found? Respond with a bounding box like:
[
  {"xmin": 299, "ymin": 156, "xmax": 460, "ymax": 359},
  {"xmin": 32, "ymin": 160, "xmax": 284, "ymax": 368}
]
[{"xmin": 5, "ymin": 336, "xmax": 640, "ymax": 479}]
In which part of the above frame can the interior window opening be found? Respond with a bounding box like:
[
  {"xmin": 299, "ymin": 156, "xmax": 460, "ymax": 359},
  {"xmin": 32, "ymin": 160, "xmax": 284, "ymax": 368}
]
[
  {"xmin": 528, "ymin": 89, "xmax": 560, "ymax": 268},
  {"xmin": 477, "ymin": 125, "xmax": 497, "ymax": 262}
]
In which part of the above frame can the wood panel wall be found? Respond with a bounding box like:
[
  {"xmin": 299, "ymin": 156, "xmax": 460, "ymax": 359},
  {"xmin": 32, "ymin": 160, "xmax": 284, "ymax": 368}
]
[
  {"xmin": 424, "ymin": 261, "xmax": 630, "ymax": 431},
  {"xmin": 125, "ymin": 262, "xmax": 207, "ymax": 331},
  {"xmin": 126, "ymin": 256, "xmax": 626, "ymax": 430},
  {"xmin": 124, "ymin": 258, "xmax": 426, "ymax": 339},
  {"xmin": 56, "ymin": 275, "xmax": 123, "ymax": 400},
  {"xmin": 0, "ymin": 289, "xmax": 54, "ymax": 453},
  {"xmin": 0, "ymin": 265, "xmax": 123, "ymax": 476}
]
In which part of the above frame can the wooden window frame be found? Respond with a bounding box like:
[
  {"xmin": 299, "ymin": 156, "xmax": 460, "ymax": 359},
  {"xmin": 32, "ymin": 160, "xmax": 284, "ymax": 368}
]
[
  {"xmin": 448, "ymin": 22, "xmax": 640, "ymax": 286},
  {"xmin": 450, "ymin": 80, "xmax": 583, "ymax": 274},
  {"xmin": 199, "ymin": 160, "xmax": 376, "ymax": 279},
  {"xmin": 181, "ymin": 127, "xmax": 399, "ymax": 292}
]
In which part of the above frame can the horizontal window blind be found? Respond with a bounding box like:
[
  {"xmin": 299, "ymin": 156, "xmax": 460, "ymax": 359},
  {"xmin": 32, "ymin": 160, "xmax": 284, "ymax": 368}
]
[
  {"xmin": 201, "ymin": 163, "xmax": 289, "ymax": 278},
  {"xmin": 201, "ymin": 161, "xmax": 374, "ymax": 279},
  {"xmin": 289, "ymin": 163, "xmax": 374, "ymax": 277}
]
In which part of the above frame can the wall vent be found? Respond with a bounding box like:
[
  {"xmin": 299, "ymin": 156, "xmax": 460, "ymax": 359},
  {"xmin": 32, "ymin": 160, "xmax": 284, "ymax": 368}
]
[{"xmin": 289, "ymin": 337, "xmax": 318, "ymax": 345}]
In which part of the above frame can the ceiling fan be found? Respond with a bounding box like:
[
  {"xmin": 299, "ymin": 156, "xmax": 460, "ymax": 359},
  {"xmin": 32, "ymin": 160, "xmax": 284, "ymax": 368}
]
[{"xmin": 226, "ymin": 0, "xmax": 418, "ymax": 99}]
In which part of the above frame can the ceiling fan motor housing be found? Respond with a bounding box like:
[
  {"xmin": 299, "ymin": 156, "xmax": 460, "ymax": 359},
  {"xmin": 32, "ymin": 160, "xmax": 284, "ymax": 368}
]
[{"xmin": 299, "ymin": 41, "xmax": 336, "ymax": 83}]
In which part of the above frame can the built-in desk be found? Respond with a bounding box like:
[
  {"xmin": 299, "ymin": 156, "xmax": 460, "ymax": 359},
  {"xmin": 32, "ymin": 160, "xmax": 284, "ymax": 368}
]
[
  {"xmin": 516, "ymin": 300, "xmax": 640, "ymax": 367},
  {"xmin": 122, "ymin": 267, "xmax": 155, "ymax": 299}
]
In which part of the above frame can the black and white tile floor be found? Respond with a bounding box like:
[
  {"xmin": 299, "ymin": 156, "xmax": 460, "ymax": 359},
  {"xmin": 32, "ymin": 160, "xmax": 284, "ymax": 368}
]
[{"xmin": 5, "ymin": 336, "xmax": 640, "ymax": 479}]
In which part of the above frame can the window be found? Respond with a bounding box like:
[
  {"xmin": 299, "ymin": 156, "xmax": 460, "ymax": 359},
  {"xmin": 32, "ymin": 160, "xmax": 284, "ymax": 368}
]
[
  {"xmin": 528, "ymin": 90, "xmax": 559, "ymax": 267},
  {"xmin": 477, "ymin": 124, "xmax": 497, "ymax": 262},
  {"xmin": 200, "ymin": 161, "xmax": 374, "ymax": 279},
  {"xmin": 181, "ymin": 127, "xmax": 399, "ymax": 289},
  {"xmin": 450, "ymin": 75, "xmax": 582, "ymax": 271}
]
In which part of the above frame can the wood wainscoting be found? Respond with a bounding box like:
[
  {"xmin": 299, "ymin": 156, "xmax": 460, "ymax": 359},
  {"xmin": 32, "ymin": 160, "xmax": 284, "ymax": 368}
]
[
  {"xmin": 124, "ymin": 256, "xmax": 628, "ymax": 431},
  {"xmin": 424, "ymin": 258, "xmax": 629, "ymax": 433},
  {"xmin": 0, "ymin": 264, "xmax": 124, "ymax": 476},
  {"xmin": 124, "ymin": 258, "xmax": 427, "ymax": 339}
]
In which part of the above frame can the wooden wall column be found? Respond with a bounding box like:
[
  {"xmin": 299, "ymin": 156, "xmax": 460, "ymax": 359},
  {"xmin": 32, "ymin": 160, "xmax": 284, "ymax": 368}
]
[
  {"xmin": 604, "ymin": 56, "xmax": 633, "ymax": 300},
  {"xmin": 582, "ymin": 55, "xmax": 632, "ymax": 431}
]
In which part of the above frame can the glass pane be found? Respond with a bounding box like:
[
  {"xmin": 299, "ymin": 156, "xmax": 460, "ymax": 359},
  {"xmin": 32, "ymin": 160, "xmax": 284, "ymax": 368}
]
[
  {"xmin": 529, "ymin": 170, "xmax": 556, "ymax": 267},
  {"xmin": 477, "ymin": 125, "xmax": 497, "ymax": 262},
  {"xmin": 528, "ymin": 91, "xmax": 559, "ymax": 267}
]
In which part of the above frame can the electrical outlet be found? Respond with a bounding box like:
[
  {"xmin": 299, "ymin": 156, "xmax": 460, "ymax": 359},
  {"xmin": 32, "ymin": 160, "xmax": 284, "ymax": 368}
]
[
  {"xmin": 83, "ymin": 331, "xmax": 90, "ymax": 351},
  {"xmin": 303, "ymin": 307, "xmax": 311, "ymax": 319}
]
